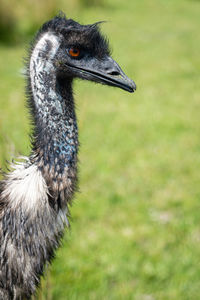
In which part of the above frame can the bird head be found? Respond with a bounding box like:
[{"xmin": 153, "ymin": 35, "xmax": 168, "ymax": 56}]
[{"xmin": 38, "ymin": 14, "xmax": 136, "ymax": 93}]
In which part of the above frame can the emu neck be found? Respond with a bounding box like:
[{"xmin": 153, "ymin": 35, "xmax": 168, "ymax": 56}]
[{"xmin": 29, "ymin": 32, "xmax": 78, "ymax": 194}]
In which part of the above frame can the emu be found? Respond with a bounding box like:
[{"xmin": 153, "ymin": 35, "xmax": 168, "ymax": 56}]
[{"xmin": 0, "ymin": 14, "xmax": 136, "ymax": 299}]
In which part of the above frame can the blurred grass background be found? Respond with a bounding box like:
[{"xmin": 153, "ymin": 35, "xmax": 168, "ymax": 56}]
[{"xmin": 0, "ymin": 0, "xmax": 200, "ymax": 299}]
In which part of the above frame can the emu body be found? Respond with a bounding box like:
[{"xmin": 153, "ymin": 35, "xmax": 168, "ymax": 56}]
[{"xmin": 0, "ymin": 15, "xmax": 136, "ymax": 299}]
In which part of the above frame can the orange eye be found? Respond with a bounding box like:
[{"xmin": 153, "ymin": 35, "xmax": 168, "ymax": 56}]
[{"xmin": 69, "ymin": 48, "xmax": 80, "ymax": 57}]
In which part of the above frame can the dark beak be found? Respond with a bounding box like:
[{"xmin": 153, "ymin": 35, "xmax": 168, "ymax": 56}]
[
  {"xmin": 84, "ymin": 56, "xmax": 136, "ymax": 93},
  {"xmin": 66, "ymin": 56, "xmax": 136, "ymax": 93}
]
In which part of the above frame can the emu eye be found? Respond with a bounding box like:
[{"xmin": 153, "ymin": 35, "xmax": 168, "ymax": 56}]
[{"xmin": 69, "ymin": 48, "xmax": 80, "ymax": 58}]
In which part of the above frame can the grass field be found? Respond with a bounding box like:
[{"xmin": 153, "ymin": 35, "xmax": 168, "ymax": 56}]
[{"xmin": 0, "ymin": 0, "xmax": 200, "ymax": 299}]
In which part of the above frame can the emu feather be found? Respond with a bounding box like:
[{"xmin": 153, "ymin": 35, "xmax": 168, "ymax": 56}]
[{"xmin": 1, "ymin": 161, "xmax": 48, "ymax": 212}]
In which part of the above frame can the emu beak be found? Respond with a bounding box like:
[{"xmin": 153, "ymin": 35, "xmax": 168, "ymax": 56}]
[
  {"xmin": 66, "ymin": 56, "xmax": 136, "ymax": 93},
  {"xmin": 93, "ymin": 56, "xmax": 136, "ymax": 93}
]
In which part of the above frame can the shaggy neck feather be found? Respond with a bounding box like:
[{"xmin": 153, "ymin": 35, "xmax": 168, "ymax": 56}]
[{"xmin": 29, "ymin": 32, "xmax": 78, "ymax": 194}]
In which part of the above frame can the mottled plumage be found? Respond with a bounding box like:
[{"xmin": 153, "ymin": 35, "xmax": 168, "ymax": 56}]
[{"xmin": 0, "ymin": 13, "xmax": 136, "ymax": 299}]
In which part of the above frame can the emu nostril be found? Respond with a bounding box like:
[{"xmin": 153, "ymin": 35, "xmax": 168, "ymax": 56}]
[{"xmin": 107, "ymin": 70, "xmax": 120, "ymax": 76}]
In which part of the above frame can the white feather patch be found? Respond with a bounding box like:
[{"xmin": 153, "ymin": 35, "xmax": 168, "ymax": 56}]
[
  {"xmin": 2, "ymin": 159, "xmax": 48, "ymax": 212},
  {"xmin": 30, "ymin": 32, "xmax": 60, "ymax": 105},
  {"xmin": 30, "ymin": 32, "xmax": 60, "ymax": 70}
]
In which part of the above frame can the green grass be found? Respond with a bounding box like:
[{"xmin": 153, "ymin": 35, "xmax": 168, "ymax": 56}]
[{"xmin": 1, "ymin": 0, "xmax": 200, "ymax": 299}]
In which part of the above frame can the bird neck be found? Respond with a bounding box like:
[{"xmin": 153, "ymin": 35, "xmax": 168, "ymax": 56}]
[{"xmin": 29, "ymin": 32, "xmax": 78, "ymax": 194}]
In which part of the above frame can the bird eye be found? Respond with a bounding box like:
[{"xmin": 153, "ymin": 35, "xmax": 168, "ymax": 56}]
[{"xmin": 69, "ymin": 48, "xmax": 80, "ymax": 58}]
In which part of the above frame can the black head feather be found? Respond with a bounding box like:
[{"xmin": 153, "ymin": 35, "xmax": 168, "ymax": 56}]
[{"xmin": 37, "ymin": 14, "xmax": 110, "ymax": 59}]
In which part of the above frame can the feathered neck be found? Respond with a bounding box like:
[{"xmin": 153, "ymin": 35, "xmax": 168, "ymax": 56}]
[{"xmin": 28, "ymin": 32, "xmax": 78, "ymax": 196}]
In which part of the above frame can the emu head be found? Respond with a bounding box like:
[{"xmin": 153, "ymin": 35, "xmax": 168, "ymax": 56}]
[{"xmin": 38, "ymin": 15, "xmax": 136, "ymax": 93}]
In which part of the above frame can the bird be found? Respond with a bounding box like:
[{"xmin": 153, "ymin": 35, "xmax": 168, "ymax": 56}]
[{"xmin": 0, "ymin": 13, "xmax": 136, "ymax": 300}]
